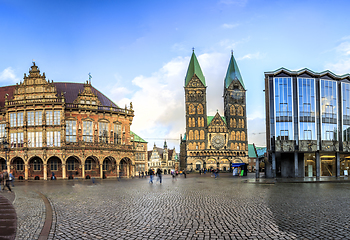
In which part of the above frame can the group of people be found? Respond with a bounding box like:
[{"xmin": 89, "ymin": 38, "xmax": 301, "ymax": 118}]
[
  {"xmin": 0, "ymin": 169, "xmax": 14, "ymax": 192},
  {"xmin": 148, "ymin": 168, "xmax": 163, "ymax": 183}
]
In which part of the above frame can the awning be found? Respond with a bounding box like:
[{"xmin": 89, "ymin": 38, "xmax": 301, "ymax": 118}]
[{"xmin": 231, "ymin": 163, "xmax": 246, "ymax": 167}]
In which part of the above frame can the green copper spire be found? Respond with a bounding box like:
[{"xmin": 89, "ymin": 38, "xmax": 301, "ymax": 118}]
[
  {"xmin": 185, "ymin": 50, "xmax": 206, "ymax": 86},
  {"xmin": 224, "ymin": 52, "xmax": 245, "ymax": 89}
]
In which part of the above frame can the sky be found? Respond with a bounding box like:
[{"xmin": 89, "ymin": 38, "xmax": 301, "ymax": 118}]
[{"xmin": 1, "ymin": 0, "xmax": 350, "ymax": 151}]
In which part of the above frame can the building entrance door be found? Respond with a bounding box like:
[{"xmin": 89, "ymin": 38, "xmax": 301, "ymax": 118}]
[{"xmin": 308, "ymin": 165, "xmax": 313, "ymax": 177}]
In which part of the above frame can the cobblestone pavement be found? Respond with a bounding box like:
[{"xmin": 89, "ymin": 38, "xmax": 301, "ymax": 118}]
[{"xmin": 8, "ymin": 174, "xmax": 350, "ymax": 239}]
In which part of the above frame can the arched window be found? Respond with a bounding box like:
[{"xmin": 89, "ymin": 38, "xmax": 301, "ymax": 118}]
[
  {"xmin": 200, "ymin": 130, "xmax": 205, "ymax": 140},
  {"xmin": 201, "ymin": 142, "xmax": 205, "ymax": 150},
  {"xmin": 233, "ymin": 119, "xmax": 237, "ymax": 128},
  {"xmin": 195, "ymin": 130, "xmax": 199, "ymax": 140},
  {"xmin": 242, "ymin": 119, "xmax": 244, "ymax": 128},
  {"xmin": 238, "ymin": 119, "xmax": 241, "ymax": 128},
  {"xmin": 231, "ymin": 131, "xmax": 235, "ymax": 140},
  {"xmin": 189, "ymin": 130, "xmax": 193, "ymax": 140},
  {"xmin": 230, "ymin": 105, "xmax": 235, "ymax": 115},
  {"xmin": 239, "ymin": 143, "xmax": 242, "ymax": 150},
  {"xmin": 192, "ymin": 118, "xmax": 196, "ymax": 127},
  {"xmin": 242, "ymin": 143, "xmax": 246, "ymax": 151},
  {"xmin": 188, "ymin": 118, "xmax": 192, "ymax": 127},
  {"xmin": 236, "ymin": 131, "xmax": 240, "ymax": 141},
  {"xmin": 189, "ymin": 104, "xmax": 195, "ymax": 114},
  {"xmin": 197, "ymin": 104, "xmax": 203, "ymax": 114},
  {"xmin": 230, "ymin": 119, "xmax": 233, "ymax": 128},
  {"xmin": 241, "ymin": 132, "xmax": 245, "ymax": 141},
  {"xmin": 238, "ymin": 106, "xmax": 244, "ymax": 116},
  {"xmin": 230, "ymin": 143, "xmax": 234, "ymax": 149}
]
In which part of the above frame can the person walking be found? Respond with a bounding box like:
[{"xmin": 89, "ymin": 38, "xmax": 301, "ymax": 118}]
[
  {"xmin": 149, "ymin": 168, "xmax": 154, "ymax": 183},
  {"xmin": 141, "ymin": 171, "xmax": 144, "ymax": 178},
  {"xmin": 156, "ymin": 168, "xmax": 162, "ymax": 184},
  {"xmin": 9, "ymin": 171, "xmax": 14, "ymax": 187},
  {"xmin": 2, "ymin": 169, "xmax": 11, "ymax": 192},
  {"xmin": 183, "ymin": 170, "xmax": 187, "ymax": 178}
]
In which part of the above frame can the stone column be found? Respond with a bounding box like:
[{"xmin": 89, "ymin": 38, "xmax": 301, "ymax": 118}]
[
  {"xmin": 25, "ymin": 164, "xmax": 29, "ymax": 180},
  {"xmin": 272, "ymin": 152, "xmax": 276, "ymax": 178},
  {"xmin": 336, "ymin": 152, "xmax": 340, "ymax": 177},
  {"xmin": 255, "ymin": 157, "xmax": 259, "ymax": 179},
  {"xmin": 82, "ymin": 164, "xmax": 85, "ymax": 179},
  {"xmin": 44, "ymin": 163, "xmax": 47, "ymax": 180},
  {"xmin": 316, "ymin": 151, "xmax": 320, "ymax": 178},
  {"xmin": 294, "ymin": 152, "xmax": 299, "ymax": 178},
  {"xmin": 117, "ymin": 165, "xmax": 119, "ymax": 178},
  {"xmin": 62, "ymin": 164, "xmax": 66, "ymax": 179},
  {"xmin": 100, "ymin": 164, "xmax": 103, "ymax": 179}
]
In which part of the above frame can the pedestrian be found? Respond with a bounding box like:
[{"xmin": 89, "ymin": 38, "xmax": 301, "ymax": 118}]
[
  {"xmin": 199, "ymin": 169, "xmax": 202, "ymax": 175},
  {"xmin": 183, "ymin": 170, "xmax": 187, "ymax": 178},
  {"xmin": 2, "ymin": 169, "xmax": 11, "ymax": 192},
  {"xmin": 51, "ymin": 172, "xmax": 56, "ymax": 180},
  {"xmin": 149, "ymin": 168, "xmax": 154, "ymax": 183},
  {"xmin": 0, "ymin": 172, "xmax": 3, "ymax": 191},
  {"xmin": 141, "ymin": 171, "xmax": 144, "ymax": 178},
  {"xmin": 9, "ymin": 171, "xmax": 14, "ymax": 187},
  {"xmin": 156, "ymin": 168, "xmax": 162, "ymax": 184}
]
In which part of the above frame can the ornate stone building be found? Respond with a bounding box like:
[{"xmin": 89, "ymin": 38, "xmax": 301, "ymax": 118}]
[
  {"xmin": 180, "ymin": 51, "xmax": 248, "ymax": 172},
  {"xmin": 147, "ymin": 141, "xmax": 178, "ymax": 174},
  {"xmin": 0, "ymin": 62, "xmax": 147, "ymax": 180}
]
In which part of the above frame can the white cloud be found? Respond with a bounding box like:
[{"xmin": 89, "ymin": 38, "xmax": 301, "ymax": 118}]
[
  {"xmin": 238, "ymin": 52, "xmax": 261, "ymax": 60},
  {"xmin": 0, "ymin": 67, "xmax": 19, "ymax": 83},
  {"xmin": 222, "ymin": 23, "xmax": 239, "ymax": 29},
  {"xmin": 325, "ymin": 40, "xmax": 350, "ymax": 74}
]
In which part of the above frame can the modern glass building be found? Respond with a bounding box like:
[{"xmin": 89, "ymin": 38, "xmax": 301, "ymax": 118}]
[{"xmin": 265, "ymin": 68, "xmax": 350, "ymax": 178}]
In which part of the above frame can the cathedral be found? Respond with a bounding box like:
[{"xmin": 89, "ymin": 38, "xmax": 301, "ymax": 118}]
[{"xmin": 180, "ymin": 51, "xmax": 248, "ymax": 171}]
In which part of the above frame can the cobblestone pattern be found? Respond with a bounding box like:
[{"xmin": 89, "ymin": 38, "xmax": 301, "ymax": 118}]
[
  {"xmin": 13, "ymin": 187, "xmax": 45, "ymax": 240},
  {"xmin": 42, "ymin": 177, "xmax": 294, "ymax": 240}
]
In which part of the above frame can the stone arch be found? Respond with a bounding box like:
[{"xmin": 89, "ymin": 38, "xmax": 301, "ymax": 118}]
[
  {"xmin": 103, "ymin": 156, "xmax": 117, "ymax": 178},
  {"xmin": 66, "ymin": 156, "xmax": 81, "ymax": 179},
  {"xmin": 47, "ymin": 156, "xmax": 62, "ymax": 179},
  {"xmin": 29, "ymin": 156, "xmax": 44, "ymax": 180},
  {"xmin": 85, "ymin": 155, "xmax": 99, "ymax": 179},
  {"xmin": 119, "ymin": 157, "xmax": 133, "ymax": 178},
  {"xmin": 0, "ymin": 157, "xmax": 6, "ymax": 171},
  {"xmin": 10, "ymin": 157, "xmax": 24, "ymax": 179}
]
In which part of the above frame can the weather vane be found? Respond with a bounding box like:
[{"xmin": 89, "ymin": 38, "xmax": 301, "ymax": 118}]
[{"xmin": 88, "ymin": 72, "xmax": 92, "ymax": 84}]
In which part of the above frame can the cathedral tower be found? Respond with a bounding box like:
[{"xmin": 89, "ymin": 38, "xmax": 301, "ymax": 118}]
[
  {"xmin": 184, "ymin": 50, "xmax": 207, "ymax": 151},
  {"xmin": 224, "ymin": 52, "xmax": 248, "ymax": 152}
]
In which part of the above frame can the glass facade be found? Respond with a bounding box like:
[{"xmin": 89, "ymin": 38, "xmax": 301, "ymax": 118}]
[
  {"xmin": 342, "ymin": 82, "xmax": 350, "ymax": 141},
  {"xmin": 298, "ymin": 78, "xmax": 316, "ymax": 140},
  {"xmin": 320, "ymin": 79, "xmax": 337, "ymax": 140},
  {"xmin": 274, "ymin": 77, "xmax": 293, "ymax": 140}
]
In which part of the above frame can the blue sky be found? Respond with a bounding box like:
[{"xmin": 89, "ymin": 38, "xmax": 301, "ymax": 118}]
[{"xmin": 1, "ymin": 0, "xmax": 350, "ymax": 150}]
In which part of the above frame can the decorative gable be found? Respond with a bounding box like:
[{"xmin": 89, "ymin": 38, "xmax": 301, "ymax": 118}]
[
  {"xmin": 73, "ymin": 81, "xmax": 101, "ymax": 107},
  {"xmin": 208, "ymin": 112, "xmax": 228, "ymax": 133}
]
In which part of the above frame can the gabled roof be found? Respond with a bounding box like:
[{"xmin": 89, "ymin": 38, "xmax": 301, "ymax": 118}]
[
  {"xmin": 207, "ymin": 115, "xmax": 227, "ymax": 126},
  {"xmin": 185, "ymin": 50, "xmax": 206, "ymax": 87},
  {"xmin": 225, "ymin": 53, "xmax": 245, "ymax": 90},
  {"xmin": 264, "ymin": 67, "xmax": 350, "ymax": 80},
  {"xmin": 130, "ymin": 131, "xmax": 147, "ymax": 143},
  {"xmin": 0, "ymin": 82, "xmax": 118, "ymax": 108},
  {"xmin": 248, "ymin": 144, "xmax": 257, "ymax": 158}
]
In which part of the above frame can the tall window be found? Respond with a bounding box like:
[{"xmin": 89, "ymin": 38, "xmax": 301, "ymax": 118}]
[
  {"xmin": 16, "ymin": 160, "xmax": 24, "ymax": 171},
  {"xmin": 28, "ymin": 112, "xmax": 35, "ymax": 126},
  {"xmin": 99, "ymin": 122, "xmax": 109, "ymax": 143},
  {"xmin": 274, "ymin": 77, "xmax": 293, "ymax": 140},
  {"xmin": 10, "ymin": 132, "xmax": 24, "ymax": 148},
  {"xmin": 35, "ymin": 111, "xmax": 42, "ymax": 126},
  {"xmin": 0, "ymin": 124, "xmax": 6, "ymax": 141},
  {"xmin": 83, "ymin": 121, "xmax": 93, "ymax": 142},
  {"xmin": 33, "ymin": 159, "xmax": 41, "ymax": 171},
  {"xmin": 67, "ymin": 159, "xmax": 75, "ymax": 171},
  {"xmin": 47, "ymin": 131, "xmax": 61, "ymax": 147},
  {"xmin": 114, "ymin": 124, "xmax": 121, "ymax": 144},
  {"xmin": 28, "ymin": 132, "xmax": 42, "ymax": 147},
  {"xmin": 46, "ymin": 111, "xmax": 53, "ymax": 125},
  {"xmin": 66, "ymin": 120, "xmax": 77, "ymax": 142},
  {"xmin": 54, "ymin": 111, "xmax": 60, "ymax": 125},
  {"xmin": 50, "ymin": 159, "xmax": 58, "ymax": 171},
  {"xmin": 298, "ymin": 78, "xmax": 316, "ymax": 140},
  {"xmin": 320, "ymin": 79, "xmax": 337, "ymax": 141},
  {"xmin": 343, "ymin": 83, "xmax": 350, "ymax": 141},
  {"xmin": 85, "ymin": 159, "xmax": 92, "ymax": 171},
  {"xmin": 10, "ymin": 112, "xmax": 23, "ymax": 127}
]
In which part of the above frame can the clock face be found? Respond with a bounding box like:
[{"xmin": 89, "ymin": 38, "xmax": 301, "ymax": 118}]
[{"xmin": 211, "ymin": 135, "xmax": 225, "ymax": 149}]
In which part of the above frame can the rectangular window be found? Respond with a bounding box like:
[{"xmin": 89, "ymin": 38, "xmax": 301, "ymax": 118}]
[
  {"xmin": 67, "ymin": 160, "xmax": 74, "ymax": 171},
  {"xmin": 10, "ymin": 132, "xmax": 23, "ymax": 148},
  {"xmin": 16, "ymin": 161, "xmax": 24, "ymax": 171},
  {"xmin": 83, "ymin": 121, "xmax": 93, "ymax": 142},
  {"xmin": 99, "ymin": 122, "xmax": 109, "ymax": 143},
  {"xmin": 66, "ymin": 120, "xmax": 77, "ymax": 142},
  {"xmin": 28, "ymin": 132, "xmax": 42, "ymax": 147},
  {"xmin": 50, "ymin": 159, "xmax": 58, "ymax": 171},
  {"xmin": 321, "ymin": 79, "xmax": 337, "ymax": 141},
  {"xmin": 114, "ymin": 124, "xmax": 121, "ymax": 144},
  {"xmin": 33, "ymin": 160, "xmax": 41, "ymax": 171},
  {"xmin": 35, "ymin": 111, "xmax": 42, "ymax": 126},
  {"xmin": 0, "ymin": 124, "xmax": 6, "ymax": 140},
  {"xmin": 54, "ymin": 111, "xmax": 60, "ymax": 125},
  {"xmin": 36, "ymin": 132, "xmax": 42, "ymax": 147},
  {"xmin": 342, "ymin": 83, "xmax": 350, "ymax": 141},
  {"xmin": 47, "ymin": 131, "xmax": 61, "ymax": 147},
  {"xmin": 298, "ymin": 78, "xmax": 316, "ymax": 140},
  {"xmin": 17, "ymin": 112, "xmax": 23, "ymax": 127},
  {"xmin": 10, "ymin": 113, "xmax": 16, "ymax": 127},
  {"xmin": 46, "ymin": 111, "xmax": 53, "ymax": 125},
  {"xmin": 28, "ymin": 112, "xmax": 35, "ymax": 126}
]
